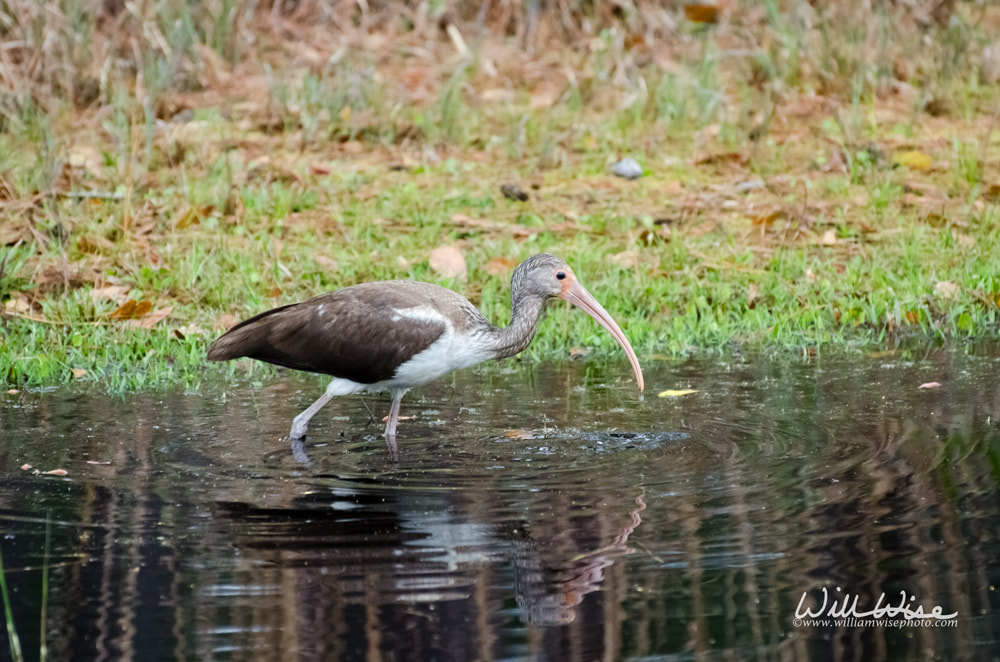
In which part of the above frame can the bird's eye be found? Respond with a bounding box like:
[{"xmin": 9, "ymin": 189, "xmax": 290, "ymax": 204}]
[{"xmin": 555, "ymin": 271, "xmax": 567, "ymax": 280}]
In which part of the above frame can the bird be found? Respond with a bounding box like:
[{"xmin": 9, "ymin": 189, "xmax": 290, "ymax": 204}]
[{"xmin": 207, "ymin": 253, "xmax": 644, "ymax": 450}]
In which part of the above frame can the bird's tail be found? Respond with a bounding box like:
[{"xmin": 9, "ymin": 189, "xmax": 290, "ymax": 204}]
[{"xmin": 206, "ymin": 303, "xmax": 298, "ymax": 362}]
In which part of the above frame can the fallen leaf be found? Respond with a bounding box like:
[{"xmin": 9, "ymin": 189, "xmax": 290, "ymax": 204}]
[
  {"xmin": 110, "ymin": 300, "xmax": 153, "ymax": 320},
  {"xmin": 820, "ymin": 229, "xmax": 838, "ymax": 245},
  {"xmin": 314, "ymin": 255, "xmax": 340, "ymax": 272},
  {"xmin": 174, "ymin": 323, "xmax": 207, "ymax": 336},
  {"xmin": 569, "ymin": 347, "xmax": 590, "ymax": 358},
  {"xmin": 5, "ymin": 295, "xmax": 33, "ymax": 314},
  {"xmin": 983, "ymin": 184, "xmax": 1000, "ymax": 204},
  {"xmin": 747, "ymin": 283, "xmax": 760, "ymax": 308},
  {"xmin": 213, "ymin": 313, "xmax": 239, "ymax": 331},
  {"xmin": 753, "ymin": 211, "xmax": 783, "ymax": 225},
  {"xmin": 429, "ymin": 245, "xmax": 467, "ymax": 280},
  {"xmin": 611, "ymin": 250, "xmax": 639, "ymax": 269},
  {"xmin": 504, "ymin": 429, "xmax": 536, "ymax": 440},
  {"xmin": 89, "ymin": 285, "xmax": 131, "ymax": 303},
  {"xmin": 42, "ymin": 469, "xmax": 68, "ymax": 476},
  {"xmin": 309, "ymin": 163, "xmax": 331, "ymax": 176},
  {"xmin": 658, "ymin": 389, "xmax": 699, "ymax": 397},
  {"xmin": 71, "ymin": 368, "xmax": 87, "ymax": 379},
  {"xmin": 684, "ymin": 4, "xmax": 720, "ymax": 23},
  {"xmin": 893, "ymin": 150, "xmax": 933, "ymax": 170},
  {"xmin": 20, "ymin": 464, "xmax": 32, "ymax": 471},
  {"xmin": 919, "ymin": 381, "xmax": 942, "ymax": 389},
  {"xmin": 68, "ymin": 145, "xmax": 104, "ymax": 174},
  {"xmin": 486, "ymin": 256, "xmax": 517, "ymax": 275},
  {"xmin": 77, "ymin": 234, "xmax": 115, "ymax": 254},
  {"xmin": 530, "ymin": 84, "xmax": 562, "ymax": 110},
  {"xmin": 127, "ymin": 306, "xmax": 173, "ymax": 329},
  {"xmin": 176, "ymin": 204, "xmax": 216, "ymax": 229},
  {"xmin": 934, "ymin": 281, "xmax": 959, "ymax": 298},
  {"xmin": 7, "ymin": 389, "xmax": 19, "ymax": 394}
]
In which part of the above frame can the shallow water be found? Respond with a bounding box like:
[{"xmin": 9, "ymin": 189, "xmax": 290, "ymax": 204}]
[{"xmin": 1, "ymin": 348, "xmax": 999, "ymax": 661}]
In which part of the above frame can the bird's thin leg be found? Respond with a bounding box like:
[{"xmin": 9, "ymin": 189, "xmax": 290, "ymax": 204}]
[
  {"xmin": 384, "ymin": 388, "xmax": 408, "ymax": 440},
  {"xmin": 289, "ymin": 392, "xmax": 334, "ymax": 440}
]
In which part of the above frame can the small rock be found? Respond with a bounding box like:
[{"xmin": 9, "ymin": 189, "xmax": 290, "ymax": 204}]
[
  {"xmin": 500, "ymin": 184, "xmax": 529, "ymax": 201},
  {"xmin": 611, "ymin": 157, "xmax": 644, "ymax": 180}
]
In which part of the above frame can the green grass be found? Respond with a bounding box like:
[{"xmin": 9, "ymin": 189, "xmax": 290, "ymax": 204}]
[{"xmin": 1, "ymin": 1, "xmax": 1000, "ymax": 391}]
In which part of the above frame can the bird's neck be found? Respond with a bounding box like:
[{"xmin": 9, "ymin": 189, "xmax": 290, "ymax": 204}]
[{"xmin": 489, "ymin": 292, "xmax": 548, "ymax": 360}]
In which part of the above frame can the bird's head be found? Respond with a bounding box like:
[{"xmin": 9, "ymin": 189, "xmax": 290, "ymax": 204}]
[{"xmin": 512, "ymin": 253, "xmax": 644, "ymax": 392}]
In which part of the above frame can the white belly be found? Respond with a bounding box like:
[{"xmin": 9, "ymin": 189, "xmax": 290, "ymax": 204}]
[{"xmin": 322, "ymin": 307, "xmax": 492, "ymax": 397}]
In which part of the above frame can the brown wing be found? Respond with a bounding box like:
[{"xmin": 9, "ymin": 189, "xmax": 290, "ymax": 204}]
[{"xmin": 207, "ymin": 281, "xmax": 451, "ymax": 384}]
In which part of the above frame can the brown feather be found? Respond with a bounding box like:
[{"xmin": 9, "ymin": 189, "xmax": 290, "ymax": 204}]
[{"xmin": 207, "ymin": 281, "xmax": 463, "ymax": 384}]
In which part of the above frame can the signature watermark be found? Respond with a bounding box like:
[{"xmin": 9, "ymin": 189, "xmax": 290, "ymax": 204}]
[{"xmin": 792, "ymin": 587, "xmax": 957, "ymax": 628}]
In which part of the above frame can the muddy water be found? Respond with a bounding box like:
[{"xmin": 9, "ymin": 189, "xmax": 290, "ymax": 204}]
[{"xmin": 1, "ymin": 348, "xmax": 998, "ymax": 661}]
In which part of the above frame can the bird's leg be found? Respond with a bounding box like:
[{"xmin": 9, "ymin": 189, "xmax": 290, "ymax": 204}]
[
  {"xmin": 289, "ymin": 392, "xmax": 334, "ymax": 440},
  {"xmin": 383, "ymin": 388, "xmax": 409, "ymax": 441}
]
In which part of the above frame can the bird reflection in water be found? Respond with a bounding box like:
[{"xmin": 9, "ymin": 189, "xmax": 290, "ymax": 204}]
[{"xmin": 513, "ymin": 493, "xmax": 647, "ymax": 625}]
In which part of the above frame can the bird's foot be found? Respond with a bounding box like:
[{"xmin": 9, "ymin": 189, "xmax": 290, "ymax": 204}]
[
  {"xmin": 384, "ymin": 433, "xmax": 398, "ymax": 462},
  {"xmin": 289, "ymin": 420, "xmax": 310, "ymax": 440},
  {"xmin": 290, "ymin": 438, "xmax": 311, "ymax": 465}
]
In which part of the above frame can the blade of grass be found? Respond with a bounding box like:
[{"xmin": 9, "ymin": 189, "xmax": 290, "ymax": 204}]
[
  {"xmin": 0, "ymin": 543, "xmax": 24, "ymax": 662},
  {"xmin": 40, "ymin": 513, "xmax": 50, "ymax": 662}
]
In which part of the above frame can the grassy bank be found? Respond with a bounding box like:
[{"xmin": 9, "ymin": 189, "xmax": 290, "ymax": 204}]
[{"xmin": 1, "ymin": 1, "xmax": 1000, "ymax": 390}]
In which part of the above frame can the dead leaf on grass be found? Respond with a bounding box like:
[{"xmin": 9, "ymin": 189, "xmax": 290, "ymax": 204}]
[
  {"xmin": 126, "ymin": 306, "xmax": 172, "ymax": 329},
  {"xmin": 893, "ymin": 150, "xmax": 933, "ymax": 170},
  {"xmin": 176, "ymin": 204, "xmax": 216, "ymax": 229},
  {"xmin": 919, "ymin": 381, "xmax": 942, "ymax": 389},
  {"xmin": 934, "ymin": 281, "xmax": 959, "ymax": 298},
  {"xmin": 820, "ymin": 229, "xmax": 838, "ymax": 245},
  {"xmin": 42, "ymin": 468, "xmax": 69, "ymax": 476},
  {"xmin": 71, "ymin": 368, "xmax": 87, "ymax": 379},
  {"xmin": 753, "ymin": 211, "xmax": 783, "ymax": 225},
  {"xmin": 68, "ymin": 145, "xmax": 104, "ymax": 174},
  {"xmin": 684, "ymin": 4, "xmax": 720, "ymax": 23},
  {"xmin": 429, "ymin": 245, "xmax": 467, "ymax": 280},
  {"xmin": 5, "ymin": 293, "xmax": 34, "ymax": 314},
  {"xmin": 695, "ymin": 151, "xmax": 745, "ymax": 166},
  {"xmin": 486, "ymin": 256, "xmax": 517, "ymax": 275},
  {"xmin": 747, "ymin": 283, "xmax": 760, "ymax": 308},
  {"xmin": 109, "ymin": 300, "xmax": 153, "ymax": 320},
  {"xmin": 611, "ymin": 250, "xmax": 639, "ymax": 269},
  {"xmin": 314, "ymin": 255, "xmax": 340, "ymax": 273},
  {"xmin": 983, "ymin": 184, "xmax": 1000, "ymax": 204},
  {"xmin": 77, "ymin": 234, "xmax": 115, "ymax": 254},
  {"xmin": 213, "ymin": 313, "xmax": 239, "ymax": 330},
  {"xmin": 90, "ymin": 285, "xmax": 131, "ymax": 303}
]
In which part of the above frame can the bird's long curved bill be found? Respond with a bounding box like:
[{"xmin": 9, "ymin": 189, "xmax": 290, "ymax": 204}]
[{"xmin": 560, "ymin": 281, "xmax": 645, "ymax": 392}]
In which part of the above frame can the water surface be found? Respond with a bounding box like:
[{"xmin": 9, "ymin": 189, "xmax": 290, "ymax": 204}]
[{"xmin": 1, "ymin": 348, "xmax": 998, "ymax": 660}]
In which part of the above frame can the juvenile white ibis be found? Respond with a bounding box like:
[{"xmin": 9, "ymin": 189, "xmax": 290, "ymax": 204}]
[{"xmin": 207, "ymin": 253, "xmax": 644, "ymax": 448}]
